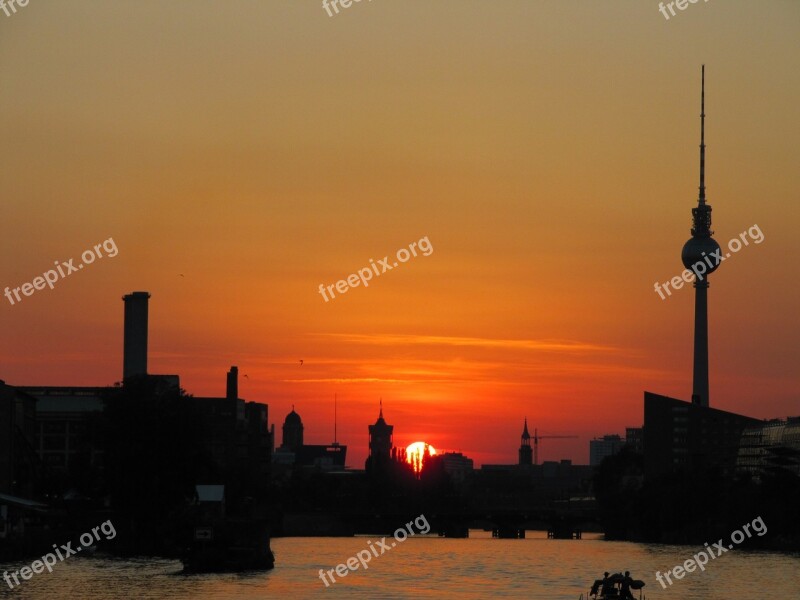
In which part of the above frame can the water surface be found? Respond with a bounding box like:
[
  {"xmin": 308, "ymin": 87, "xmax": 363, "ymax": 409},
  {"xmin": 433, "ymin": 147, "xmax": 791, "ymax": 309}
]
[{"xmin": 2, "ymin": 531, "xmax": 797, "ymax": 599}]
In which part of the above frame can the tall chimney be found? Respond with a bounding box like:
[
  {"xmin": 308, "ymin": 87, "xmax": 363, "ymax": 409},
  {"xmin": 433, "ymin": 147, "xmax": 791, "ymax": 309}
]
[
  {"xmin": 122, "ymin": 292, "xmax": 150, "ymax": 380},
  {"xmin": 226, "ymin": 366, "xmax": 238, "ymax": 400}
]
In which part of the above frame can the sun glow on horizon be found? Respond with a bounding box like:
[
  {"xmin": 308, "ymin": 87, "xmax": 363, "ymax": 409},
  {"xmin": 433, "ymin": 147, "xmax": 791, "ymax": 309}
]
[{"xmin": 405, "ymin": 441, "xmax": 437, "ymax": 473}]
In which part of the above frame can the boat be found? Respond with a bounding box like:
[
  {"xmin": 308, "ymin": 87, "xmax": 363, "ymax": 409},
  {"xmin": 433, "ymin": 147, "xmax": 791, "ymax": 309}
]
[
  {"xmin": 579, "ymin": 572, "xmax": 646, "ymax": 600},
  {"xmin": 182, "ymin": 517, "xmax": 275, "ymax": 573},
  {"xmin": 181, "ymin": 485, "xmax": 274, "ymax": 573}
]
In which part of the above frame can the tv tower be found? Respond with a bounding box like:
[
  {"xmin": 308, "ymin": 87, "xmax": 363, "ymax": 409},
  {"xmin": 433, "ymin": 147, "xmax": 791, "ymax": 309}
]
[{"xmin": 680, "ymin": 65, "xmax": 722, "ymax": 407}]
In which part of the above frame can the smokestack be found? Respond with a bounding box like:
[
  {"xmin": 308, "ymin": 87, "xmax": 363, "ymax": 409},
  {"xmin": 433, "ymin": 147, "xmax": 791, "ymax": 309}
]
[
  {"xmin": 122, "ymin": 292, "xmax": 150, "ymax": 380},
  {"xmin": 226, "ymin": 366, "xmax": 238, "ymax": 400}
]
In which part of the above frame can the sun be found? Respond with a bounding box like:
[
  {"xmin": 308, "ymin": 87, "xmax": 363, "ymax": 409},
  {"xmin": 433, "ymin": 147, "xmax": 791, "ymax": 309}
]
[{"xmin": 405, "ymin": 441, "xmax": 437, "ymax": 473}]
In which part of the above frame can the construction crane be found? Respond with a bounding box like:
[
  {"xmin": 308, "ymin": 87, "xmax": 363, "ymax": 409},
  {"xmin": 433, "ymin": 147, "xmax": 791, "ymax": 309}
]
[{"xmin": 534, "ymin": 428, "xmax": 578, "ymax": 465}]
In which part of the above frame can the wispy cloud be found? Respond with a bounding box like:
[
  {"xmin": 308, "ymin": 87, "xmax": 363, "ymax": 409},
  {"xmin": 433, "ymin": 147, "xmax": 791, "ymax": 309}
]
[
  {"xmin": 280, "ymin": 377, "xmax": 416, "ymax": 384},
  {"xmin": 312, "ymin": 333, "xmax": 620, "ymax": 354}
]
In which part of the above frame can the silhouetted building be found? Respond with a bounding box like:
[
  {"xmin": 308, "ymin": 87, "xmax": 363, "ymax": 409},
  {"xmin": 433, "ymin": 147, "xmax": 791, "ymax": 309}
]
[
  {"xmin": 244, "ymin": 402, "xmax": 271, "ymax": 477},
  {"xmin": 19, "ymin": 386, "xmax": 105, "ymax": 474},
  {"xmin": 0, "ymin": 381, "xmax": 38, "ymax": 496},
  {"xmin": 296, "ymin": 444, "xmax": 347, "ymax": 469},
  {"xmin": 476, "ymin": 460, "xmax": 594, "ymax": 505},
  {"xmin": 272, "ymin": 407, "xmax": 346, "ymax": 469},
  {"xmin": 368, "ymin": 402, "xmax": 393, "ymax": 462},
  {"xmin": 589, "ymin": 434, "xmax": 624, "ymax": 466},
  {"xmin": 10, "ymin": 294, "xmax": 267, "ymax": 507},
  {"xmin": 122, "ymin": 291, "xmax": 150, "ymax": 380},
  {"xmin": 625, "ymin": 427, "xmax": 644, "ymax": 454},
  {"xmin": 19, "ymin": 291, "xmax": 177, "ymax": 478},
  {"xmin": 643, "ymin": 391, "xmax": 760, "ymax": 478},
  {"xmin": 441, "ymin": 451, "xmax": 474, "ymax": 484},
  {"xmin": 737, "ymin": 417, "xmax": 800, "ymax": 477},
  {"xmin": 226, "ymin": 366, "xmax": 238, "ymax": 401},
  {"xmin": 280, "ymin": 408, "xmax": 304, "ymax": 452},
  {"xmin": 194, "ymin": 367, "xmax": 271, "ymax": 479},
  {"xmin": 519, "ymin": 419, "xmax": 532, "ymax": 466}
]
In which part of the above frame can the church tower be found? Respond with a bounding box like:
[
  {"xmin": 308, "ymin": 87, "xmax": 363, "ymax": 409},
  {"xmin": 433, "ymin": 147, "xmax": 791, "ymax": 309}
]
[
  {"xmin": 368, "ymin": 400, "xmax": 393, "ymax": 462},
  {"xmin": 519, "ymin": 418, "xmax": 533, "ymax": 466}
]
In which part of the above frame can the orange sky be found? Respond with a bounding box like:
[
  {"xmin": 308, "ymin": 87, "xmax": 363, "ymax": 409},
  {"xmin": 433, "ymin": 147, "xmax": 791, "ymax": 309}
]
[{"xmin": 1, "ymin": 2, "xmax": 798, "ymax": 467}]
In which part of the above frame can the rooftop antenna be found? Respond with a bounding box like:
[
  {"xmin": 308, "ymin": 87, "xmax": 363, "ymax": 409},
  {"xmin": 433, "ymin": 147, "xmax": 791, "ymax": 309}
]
[{"xmin": 334, "ymin": 393, "xmax": 338, "ymax": 445}]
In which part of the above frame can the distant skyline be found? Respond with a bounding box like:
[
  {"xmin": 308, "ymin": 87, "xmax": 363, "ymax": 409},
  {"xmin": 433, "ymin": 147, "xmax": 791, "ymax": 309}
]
[{"xmin": 1, "ymin": 1, "xmax": 799, "ymax": 468}]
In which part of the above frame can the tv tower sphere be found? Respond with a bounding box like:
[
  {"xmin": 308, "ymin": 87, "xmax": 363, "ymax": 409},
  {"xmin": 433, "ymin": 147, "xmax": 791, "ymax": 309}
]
[{"xmin": 681, "ymin": 235, "xmax": 721, "ymax": 274}]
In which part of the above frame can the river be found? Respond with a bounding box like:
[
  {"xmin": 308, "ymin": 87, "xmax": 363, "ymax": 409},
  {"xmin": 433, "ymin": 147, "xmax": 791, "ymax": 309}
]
[{"xmin": 1, "ymin": 531, "xmax": 798, "ymax": 599}]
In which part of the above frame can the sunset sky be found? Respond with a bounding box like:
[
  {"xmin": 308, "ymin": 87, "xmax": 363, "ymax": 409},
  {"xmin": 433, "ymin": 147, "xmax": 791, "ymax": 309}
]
[{"xmin": 1, "ymin": 1, "xmax": 798, "ymax": 467}]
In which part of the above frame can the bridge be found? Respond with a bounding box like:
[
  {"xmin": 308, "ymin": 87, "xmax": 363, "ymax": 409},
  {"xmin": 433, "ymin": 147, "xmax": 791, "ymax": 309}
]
[{"xmin": 290, "ymin": 498, "xmax": 601, "ymax": 539}]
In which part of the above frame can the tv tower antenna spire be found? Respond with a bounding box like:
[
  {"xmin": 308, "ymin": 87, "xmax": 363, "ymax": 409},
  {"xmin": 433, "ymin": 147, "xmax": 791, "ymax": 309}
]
[{"xmin": 699, "ymin": 64, "xmax": 706, "ymax": 204}]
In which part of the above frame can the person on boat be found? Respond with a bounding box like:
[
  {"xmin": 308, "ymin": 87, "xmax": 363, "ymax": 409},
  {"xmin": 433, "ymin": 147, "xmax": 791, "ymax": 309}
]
[
  {"xmin": 589, "ymin": 573, "xmax": 606, "ymax": 597},
  {"xmin": 600, "ymin": 572, "xmax": 615, "ymax": 596},
  {"xmin": 620, "ymin": 571, "xmax": 635, "ymax": 599}
]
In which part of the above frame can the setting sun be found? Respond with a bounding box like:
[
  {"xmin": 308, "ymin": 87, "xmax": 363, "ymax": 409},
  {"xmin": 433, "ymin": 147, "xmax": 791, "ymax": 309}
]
[{"xmin": 406, "ymin": 441, "xmax": 437, "ymax": 473}]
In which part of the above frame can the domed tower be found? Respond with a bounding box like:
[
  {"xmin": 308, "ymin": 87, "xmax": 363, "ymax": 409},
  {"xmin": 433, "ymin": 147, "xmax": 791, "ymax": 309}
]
[
  {"xmin": 281, "ymin": 406, "xmax": 304, "ymax": 451},
  {"xmin": 519, "ymin": 418, "xmax": 533, "ymax": 466},
  {"xmin": 368, "ymin": 400, "xmax": 393, "ymax": 462},
  {"xmin": 681, "ymin": 66, "xmax": 721, "ymax": 407}
]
